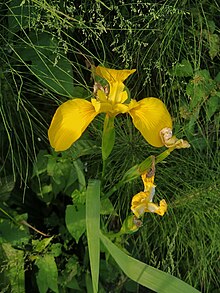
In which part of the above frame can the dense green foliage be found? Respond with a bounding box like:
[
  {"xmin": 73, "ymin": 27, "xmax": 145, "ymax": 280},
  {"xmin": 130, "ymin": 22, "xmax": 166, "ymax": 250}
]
[{"xmin": 0, "ymin": 0, "xmax": 219, "ymax": 292}]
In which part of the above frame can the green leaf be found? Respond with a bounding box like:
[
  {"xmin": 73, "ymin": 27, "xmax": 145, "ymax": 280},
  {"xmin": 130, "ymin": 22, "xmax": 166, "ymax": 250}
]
[
  {"xmin": 73, "ymin": 159, "xmax": 86, "ymax": 191},
  {"xmin": 206, "ymin": 95, "xmax": 220, "ymax": 120},
  {"xmin": 171, "ymin": 59, "xmax": 193, "ymax": 77},
  {"xmin": 208, "ymin": 33, "xmax": 220, "ymax": 60},
  {"xmin": 100, "ymin": 198, "xmax": 116, "ymax": 215},
  {"xmin": 50, "ymin": 243, "xmax": 62, "ymax": 257},
  {"xmin": 86, "ymin": 180, "xmax": 101, "ymax": 293},
  {"xmin": 32, "ymin": 150, "xmax": 48, "ymax": 177},
  {"xmin": 68, "ymin": 139, "xmax": 101, "ymax": 159},
  {"xmin": 32, "ymin": 236, "xmax": 54, "ymax": 253},
  {"xmin": 0, "ymin": 175, "xmax": 15, "ymax": 202},
  {"xmin": 186, "ymin": 70, "xmax": 216, "ymax": 109},
  {"xmin": 71, "ymin": 189, "xmax": 86, "ymax": 205},
  {"xmin": 65, "ymin": 204, "xmax": 86, "ymax": 243},
  {"xmin": 7, "ymin": 0, "xmax": 32, "ymax": 35},
  {"xmin": 214, "ymin": 71, "xmax": 220, "ymax": 83},
  {"xmin": 100, "ymin": 231, "xmax": 200, "ymax": 293},
  {"xmin": 15, "ymin": 32, "xmax": 77, "ymax": 97},
  {"xmin": 1, "ymin": 243, "xmax": 25, "ymax": 293},
  {"xmin": 0, "ymin": 219, "xmax": 29, "ymax": 245},
  {"xmin": 36, "ymin": 254, "xmax": 58, "ymax": 293}
]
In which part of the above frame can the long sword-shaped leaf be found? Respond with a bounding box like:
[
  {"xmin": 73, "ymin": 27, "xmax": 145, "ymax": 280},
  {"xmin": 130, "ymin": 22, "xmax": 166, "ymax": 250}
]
[
  {"xmin": 100, "ymin": 231, "xmax": 200, "ymax": 293},
  {"xmin": 86, "ymin": 180, "xmax": 101, "ymax": 293}
]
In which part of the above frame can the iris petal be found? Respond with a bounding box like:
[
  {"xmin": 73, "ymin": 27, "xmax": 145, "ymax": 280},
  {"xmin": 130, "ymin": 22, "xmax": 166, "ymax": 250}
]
[
  {"xmin": 128, "ymin": 98, "xmax": 172, "ymax": 147},
  {"xmin": 48, "ymin": 99, "xmax": 97, "ymax": 151},
  {"xmin": 95, "ymin": 66, "xmax": 136, "ymax": 83}
]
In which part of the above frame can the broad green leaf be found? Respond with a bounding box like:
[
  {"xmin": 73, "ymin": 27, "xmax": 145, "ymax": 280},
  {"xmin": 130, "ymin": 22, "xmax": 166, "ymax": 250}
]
[
  {"xmin": 65, "ymin": 204, "xmax": 86, "ymax": 243},
  {"xmin": 0, "ymin": 175, "xmax": 15, "ymax": 202},
  {"xmin": 46, "ymin": 154, "xmax": 78, "ymax": 195},
  {"xmin": 60, "ymin": 256, "xmax": 80, "ymax": 290},
  {"xmin": 208, "ymin": 33, "xmax": 220, "ymax": 60},
  {"xmin": 206, "ymin": 95, "xmax": 220, "ymax": 120},
  {"xmin": 0, "ymin": 219, "xmax": 29, "ymax": 245},
  {"xmin": 14, "ymin": 32, "xmax": 78, "ymax": 97},
  {"xmin": 50, "ymin": 243, "xmax": 62, "ymax": 257},
  {"xmin": 171, "ymin": 59, "xmax": 193, "ymax": 77},
  {"xmin": 36, "ymin": 254, "xmax": 58, "ymax": 293},
  {"xmin": 86, "ymin": 180, "xmax": 101, "ymax": 293},
  {"xmin": 1, "ymin": 243, "xmax": 25, "ymax": 293},
  {"xmin": 186, "ymin": 70, "xmax": 216, "ymax": 109},
  {"xmin": 214, "ymin": 71, "xmax": 220, "ymax": 82},
  {"xmin": 100, "ymin": 198, "xmax": 116, "ymax": 215},
  {"xmin": 7, "ymin": 0, "xmax": 32, "ymax": 34},
  {"xmin": 100, "ymin": 231, "xmax": 200, "ymax": 293}
]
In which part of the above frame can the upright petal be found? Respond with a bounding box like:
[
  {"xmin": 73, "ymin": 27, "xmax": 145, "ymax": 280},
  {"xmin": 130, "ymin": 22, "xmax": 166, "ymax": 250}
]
[
  {"xmin": 128, "ymin": 98, "xmax": 172, "ymax": 147},
  {"xmin": 48, "ymin": 99, "xmax": 97, "ymax": 151},
  {"xmin": 95, "ymin": 66, "xmax": 136, "ymax": 84}
]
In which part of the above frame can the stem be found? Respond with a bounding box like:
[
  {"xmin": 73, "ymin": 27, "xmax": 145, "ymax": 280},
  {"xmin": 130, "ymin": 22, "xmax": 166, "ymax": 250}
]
[
  {"xmin": 105, "ymin": 147, "xmax": 176, "ymax": 199},
  {"xmin": 101, "ymin": 158, "xmax": 107, "ymax": 182}
]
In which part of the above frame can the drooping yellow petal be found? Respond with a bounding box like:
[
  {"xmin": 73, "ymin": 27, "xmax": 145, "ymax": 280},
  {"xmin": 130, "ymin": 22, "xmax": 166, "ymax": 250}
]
[
  {"xmin": 147, "ymin": 199, "xmax": 167, "ymax": 216},
  {"xmin": 48, "ymin": 99, "xmax": 97, "ymax": 151},
  {"xmin": 95, "ymin": 66, "xmax": 136, "ymax": 84},
  {"xmin": 160, "ymin": 128, "xmax": 190, "ymax": 149},
  {"xmin": 128, "ymin": 98, "xmax": 172, "ymax": 147},
  {"xmin": 131, "ymin": 192, "xmax": 148, "ymax": 218}
]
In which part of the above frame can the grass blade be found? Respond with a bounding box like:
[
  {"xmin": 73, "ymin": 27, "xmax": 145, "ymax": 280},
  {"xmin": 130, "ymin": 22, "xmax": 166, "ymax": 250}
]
[
  {"xmin": 100, "ymin": 231, "xmax": 200, "ymax": 293},
  {"xmin": 86, "ymin": 180, "xmax": 101, "ymax": 293}
]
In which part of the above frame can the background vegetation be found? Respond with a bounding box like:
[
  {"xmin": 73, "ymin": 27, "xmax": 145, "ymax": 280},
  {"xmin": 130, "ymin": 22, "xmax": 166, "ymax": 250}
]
[{"xmin": 0, "ymin": 0, "xmax": 219, "ymax": 292}]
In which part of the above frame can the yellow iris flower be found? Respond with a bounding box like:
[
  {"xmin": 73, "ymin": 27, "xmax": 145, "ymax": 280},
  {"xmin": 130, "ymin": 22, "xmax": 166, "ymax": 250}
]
[
  {"xmin": 131, "ymin": 173, "xmax": 167, "ymax": 218},
  {"xmin": 48, "ymin": 66, "xmax": 172, "ymax": 151}
]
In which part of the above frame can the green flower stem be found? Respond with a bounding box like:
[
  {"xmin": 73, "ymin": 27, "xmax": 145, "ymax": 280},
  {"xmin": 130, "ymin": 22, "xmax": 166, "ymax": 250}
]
[
  {"xmin": 104, "ymin": 147, "xmax": 176, "ymax": 199},
  {"xmin": 101, "ymin": 115, "xmax": 115, "ymax": 180}
]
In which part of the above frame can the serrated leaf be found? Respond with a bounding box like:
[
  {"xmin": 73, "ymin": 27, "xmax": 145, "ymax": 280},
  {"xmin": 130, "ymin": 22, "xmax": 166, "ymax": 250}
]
[
  {"xmin": 32, "ymin": 236, "xmax": 54, "ymax": 253},
  {"xmin": 65, "ymin": 204, "xmax": 86, "ymax": 243},
  {"xmin": 36, "ymin": 255, "xmax": 58, "ymax": 293}
]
